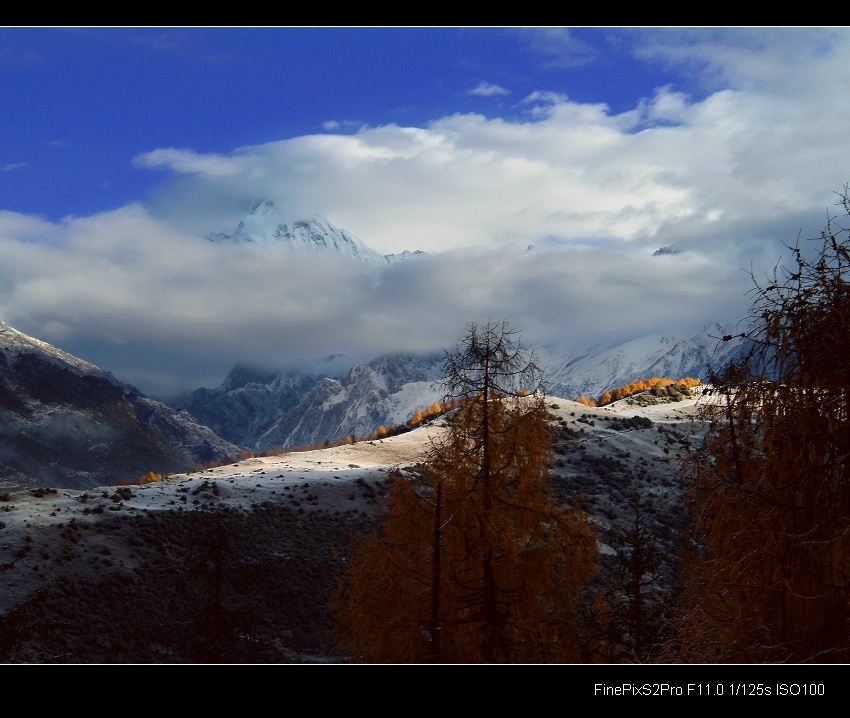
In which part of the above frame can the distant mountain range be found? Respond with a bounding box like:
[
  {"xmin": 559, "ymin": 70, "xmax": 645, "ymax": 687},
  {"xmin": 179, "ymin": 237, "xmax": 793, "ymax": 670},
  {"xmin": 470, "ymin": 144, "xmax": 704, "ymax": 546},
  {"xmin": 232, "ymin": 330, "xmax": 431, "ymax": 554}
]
[
  {"xmin": 173, "ymin": 325, "xmax": 744, "ymax": 454},
  {"xmin": 173, "ymin": 353, "xmax": 446, "ymax": 452},
  {"xmin": 537, "ymin": 327, "xmax": 744, "ymax": 401},
  {"xmin": 206, "ymin": 200, "xmax": 424, "ymax": 266},
  {"xmin": 176, "ymin": 204, "xmax": 743, "ymax": 451}
]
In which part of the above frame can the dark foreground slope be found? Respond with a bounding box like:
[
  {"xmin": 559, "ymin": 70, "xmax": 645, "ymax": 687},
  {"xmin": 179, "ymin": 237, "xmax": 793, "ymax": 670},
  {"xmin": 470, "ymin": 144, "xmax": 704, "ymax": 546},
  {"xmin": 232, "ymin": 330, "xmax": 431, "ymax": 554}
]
[{"xmin": 0, "ymin": 498, "xmax": 382, "ymax": 663}]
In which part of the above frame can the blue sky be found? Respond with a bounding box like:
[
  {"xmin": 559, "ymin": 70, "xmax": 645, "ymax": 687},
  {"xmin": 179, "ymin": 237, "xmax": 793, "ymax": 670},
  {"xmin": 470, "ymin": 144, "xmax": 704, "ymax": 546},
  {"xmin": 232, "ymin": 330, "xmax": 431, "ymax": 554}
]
[
  {"xmin": 2, "ymin": 27, "xmax": 850, "ymax": 398},
  {"xmin": 2, "ymin": 27, "xmax": 688, "ymax": 220}
]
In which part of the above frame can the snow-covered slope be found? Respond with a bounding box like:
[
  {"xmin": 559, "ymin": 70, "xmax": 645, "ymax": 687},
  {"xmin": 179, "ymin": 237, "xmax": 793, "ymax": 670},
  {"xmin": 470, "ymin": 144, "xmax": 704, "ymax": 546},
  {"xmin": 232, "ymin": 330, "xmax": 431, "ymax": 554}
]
[
  {"xmin": 172, "ymin": 365, "xmax": 321, "ymax": 449},
  {"xmin": 0, "ymin": 388, "xmax": 706, "ymax": 663},
  {"xmin": 0, "ymin": 316, "xmax": 746, "ymax": 485},
  {"xmin": 0, "ymin": 320, "xmax": 109, "ymax": 378},
  {"xmin": 253, "ymin": 353, "xmax": 444, "ymax": 452},
  {"xmin": 175, "ymin": 352, "xmax": 446, "ymax": 453},
  {"xmin": 538, "ymin": 323, "xmax": 746, "ymax": 401}
]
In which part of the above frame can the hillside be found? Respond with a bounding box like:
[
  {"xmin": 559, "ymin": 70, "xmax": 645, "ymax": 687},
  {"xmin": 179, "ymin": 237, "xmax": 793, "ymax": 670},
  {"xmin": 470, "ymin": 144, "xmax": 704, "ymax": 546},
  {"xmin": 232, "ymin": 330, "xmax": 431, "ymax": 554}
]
[
  {"xmin": 0, "ymin": 321, "xmax": 240, "ymax": 492},
  {"xmin": 0, "ymin": 390, "xmax": 706, "ymax": 663}
]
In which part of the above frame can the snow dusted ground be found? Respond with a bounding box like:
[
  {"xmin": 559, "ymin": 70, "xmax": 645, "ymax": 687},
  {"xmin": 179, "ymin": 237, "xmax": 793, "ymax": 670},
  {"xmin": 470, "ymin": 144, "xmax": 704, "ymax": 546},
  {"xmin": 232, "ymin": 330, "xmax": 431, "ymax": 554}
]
[
  {"xmin": 0, "ymin": 391, "xmax": 709, "ymax": 663},
  {"xmin": 0, "ymin": 419, "xmax": 449, "ymax": 617},
  {"xmin": 0, "ymin": 421, "xmax": 446, "ymax": 531},
  {"xmin": 0, "ymin": 392, "xmax": 705, "ymax": 534}
]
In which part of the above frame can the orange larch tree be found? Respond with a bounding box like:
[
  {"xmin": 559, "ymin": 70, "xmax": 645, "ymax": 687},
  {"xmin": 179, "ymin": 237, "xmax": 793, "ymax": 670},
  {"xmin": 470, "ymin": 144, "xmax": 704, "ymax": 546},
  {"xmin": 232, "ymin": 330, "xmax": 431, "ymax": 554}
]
[
  {"xmin": 671, "ymin": 185, "xmax": 850, "ymax": 663},
  {"xmin": 334, "ymin": 320, "xmax": 598, "ymax": 663}
]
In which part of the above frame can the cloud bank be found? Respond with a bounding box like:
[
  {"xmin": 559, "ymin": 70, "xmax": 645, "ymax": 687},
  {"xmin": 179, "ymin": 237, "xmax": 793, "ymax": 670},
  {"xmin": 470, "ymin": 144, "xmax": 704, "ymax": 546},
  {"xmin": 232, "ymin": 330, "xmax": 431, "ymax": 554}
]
[{"xmin": 2, "ymin": 28, "xmax": 849, "ymax": 399}]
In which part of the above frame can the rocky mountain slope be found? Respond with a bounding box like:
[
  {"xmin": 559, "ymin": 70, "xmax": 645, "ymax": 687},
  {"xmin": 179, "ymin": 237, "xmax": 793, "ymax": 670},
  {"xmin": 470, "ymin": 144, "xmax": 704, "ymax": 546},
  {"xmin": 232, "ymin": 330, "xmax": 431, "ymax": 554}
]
[
  {"xmin": 248, "ymin": 353, "xmax": 444, "ymax": 452},
  {"xmin": 172, "ymin": 353, "xmax": 444, "ymax": 452},
  {"xmin": 173, "ymin": 365, "xmax": 322, "ymax": 449},
  {"xmin": 0, "ymin": 321, "xmax": 239, "ymax": 491},
  {"xmin": 538, "ymin": 324, "xmax": 744, "ymax": 399},
  {"xmin": 0, "ymin": 313, "xmax": 742, "ymax": 491}
]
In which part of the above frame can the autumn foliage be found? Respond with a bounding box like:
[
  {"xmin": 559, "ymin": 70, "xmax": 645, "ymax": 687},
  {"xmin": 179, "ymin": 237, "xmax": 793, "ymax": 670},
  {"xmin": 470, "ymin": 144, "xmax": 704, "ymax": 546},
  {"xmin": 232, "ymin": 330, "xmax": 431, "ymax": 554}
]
[
  {"xmin": 116, "ymin": 471, "xmax": 164, "ymax": 486},
  {"xmin": 670, "ymin": 185, "xmax": 850, "ymax": 663},
  {"xmin": 361, "ymin": 399, "xmax": 459, "ymax": 441},
  {"xmin": 577, "ymin": 376, "xmax": 701, "ymax": 407},
  {"xmin": 334, "ymin": 320, "xmax": 598, "ymax": 663}
]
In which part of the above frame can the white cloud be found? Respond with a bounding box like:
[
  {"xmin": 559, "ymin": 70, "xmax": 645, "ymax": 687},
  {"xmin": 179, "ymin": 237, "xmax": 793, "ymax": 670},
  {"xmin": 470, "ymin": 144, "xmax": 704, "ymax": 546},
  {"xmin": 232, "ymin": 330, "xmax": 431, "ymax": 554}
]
[
  {"xmin": 517, "ymin": 27, "xmax": 599, "ymax": 70},
  {"xmin": 520, "ymin": 90, "xmax": 571, "ymax": 108},
  {"xmin": 469, "ymin": 81, "xmax": 510, "ymax": 97},
  {"xmin": 137, "ymin": 49, "xmax": 848, "ymax": 264},
  {"xmin": 0, "ymin": 202, "xmax": 757, "ymax": 399},
  {"xmin": 132, "ymin": 147, "xmax": 261, "ymax": 178},
  {"xmin": 631, "ymin": 27, "xmax": 850, "ymax": 98},
  {"xmin": 640, "ymin": 85, "xmax": 692, "ymax": 124}
]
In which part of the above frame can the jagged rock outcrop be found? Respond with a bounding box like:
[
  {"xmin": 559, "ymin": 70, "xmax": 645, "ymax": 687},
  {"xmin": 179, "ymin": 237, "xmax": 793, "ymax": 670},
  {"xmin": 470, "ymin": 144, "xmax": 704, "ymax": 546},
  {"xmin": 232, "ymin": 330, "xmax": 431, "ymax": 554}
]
[{"xmin": 254, "ymin": 353, "xmax": 444, "ymax": 451}]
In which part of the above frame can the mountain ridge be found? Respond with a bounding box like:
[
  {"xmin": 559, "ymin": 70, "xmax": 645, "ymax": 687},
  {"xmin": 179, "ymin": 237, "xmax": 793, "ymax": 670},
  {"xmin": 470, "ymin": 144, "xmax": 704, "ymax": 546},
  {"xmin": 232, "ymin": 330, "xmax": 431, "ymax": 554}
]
[
  {"xmin": 173, "ymin": 325, "xmax": 744, "ymax": 453},
  {"xmin": 0, "ymin": 321, "xmax": 239, "ymax": 491}
]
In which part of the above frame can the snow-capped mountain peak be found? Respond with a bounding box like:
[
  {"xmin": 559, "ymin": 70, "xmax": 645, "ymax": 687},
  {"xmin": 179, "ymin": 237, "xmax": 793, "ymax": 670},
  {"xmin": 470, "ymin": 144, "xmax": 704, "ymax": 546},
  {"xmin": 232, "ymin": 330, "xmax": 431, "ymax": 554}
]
[{"xmin": 207, "ymin": 201, "xmax": 423, "ymax": 266}]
